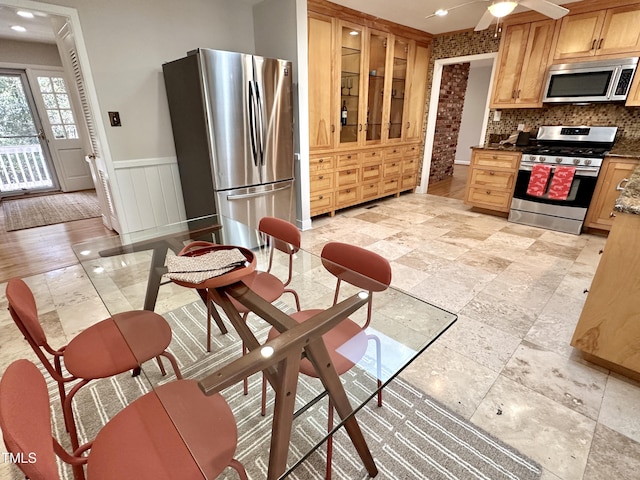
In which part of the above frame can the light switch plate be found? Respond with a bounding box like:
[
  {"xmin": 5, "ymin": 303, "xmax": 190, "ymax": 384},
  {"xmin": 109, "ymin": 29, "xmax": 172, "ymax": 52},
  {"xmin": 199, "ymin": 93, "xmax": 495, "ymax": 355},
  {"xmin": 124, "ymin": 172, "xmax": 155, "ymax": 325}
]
[
  {"xmin": 108, "ymin": 111, "xmax": 121, "ymax": 127},
  {"xmin": 493, "ymin": 110, "xmax": 501, "ymax": 122}
]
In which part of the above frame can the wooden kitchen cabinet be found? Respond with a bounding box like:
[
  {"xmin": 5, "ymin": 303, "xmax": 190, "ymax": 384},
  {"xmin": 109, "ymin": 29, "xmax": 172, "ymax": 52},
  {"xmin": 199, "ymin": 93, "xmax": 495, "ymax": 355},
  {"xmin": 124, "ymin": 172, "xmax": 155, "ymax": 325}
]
[
  {"xmin": 308, "ymin": 13, "xmax": 335, "ymax": 151},
  {"xmin": 585, "ymin": 156, "xmax": 640, "ymax": 231},
  {"xmin": 464, "ymin": 149, "xmax": 521, "ymax": 213},
  {"xmin": 490, "ymin": 20, "xmax": 555, "ymax": 108},
  {"xmin": 307, "ymin": 0, "xmax": 431, "ymax": 216},
  {"xmin": 571, "ymin": 211, "xmax": 640, "ymax": 379},
  {"xmin": 553, "ymin": 4, "xmax": 640, "ymax": 60}
]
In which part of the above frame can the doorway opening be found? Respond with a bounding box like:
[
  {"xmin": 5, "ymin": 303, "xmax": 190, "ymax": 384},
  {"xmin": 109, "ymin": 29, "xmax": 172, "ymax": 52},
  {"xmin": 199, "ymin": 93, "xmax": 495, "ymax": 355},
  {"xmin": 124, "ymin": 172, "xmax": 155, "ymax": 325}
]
[
  {"xmin": 419, "ymin": 53, "xmax": 497, "ymax": 200},
  {"xmin": 0, "ymin": 69, "xmax": 59, "ymax": 196}
]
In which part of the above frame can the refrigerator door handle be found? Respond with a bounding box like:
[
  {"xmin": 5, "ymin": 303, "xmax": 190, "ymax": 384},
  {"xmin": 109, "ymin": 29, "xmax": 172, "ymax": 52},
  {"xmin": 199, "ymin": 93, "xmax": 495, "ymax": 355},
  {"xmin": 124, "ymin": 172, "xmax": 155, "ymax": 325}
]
[
  {"xmin": 226, "ymin": 183, "xmax": 291, "ymax": 200},
  {"xmin": 254, "ymin": 81, "xmax": 265, "ymax": 167},
  {"xmin": 248, "ymin": 81, "xmax": 259, "ymax": 167}
]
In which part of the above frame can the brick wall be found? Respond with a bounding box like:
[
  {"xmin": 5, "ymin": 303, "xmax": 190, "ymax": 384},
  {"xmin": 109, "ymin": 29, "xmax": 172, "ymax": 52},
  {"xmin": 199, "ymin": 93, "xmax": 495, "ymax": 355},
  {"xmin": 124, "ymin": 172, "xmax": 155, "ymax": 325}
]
[{"xmin": 431, "ymin": 63, "xmax": 470, "ymax": 183}]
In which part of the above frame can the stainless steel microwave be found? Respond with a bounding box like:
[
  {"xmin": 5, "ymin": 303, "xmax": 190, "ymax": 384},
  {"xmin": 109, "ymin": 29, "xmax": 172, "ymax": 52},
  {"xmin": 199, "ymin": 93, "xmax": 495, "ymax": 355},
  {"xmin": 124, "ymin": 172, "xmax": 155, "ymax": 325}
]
[{"xmin": 542, "ymin": 57, "xmax": 638, "ymax": 103}]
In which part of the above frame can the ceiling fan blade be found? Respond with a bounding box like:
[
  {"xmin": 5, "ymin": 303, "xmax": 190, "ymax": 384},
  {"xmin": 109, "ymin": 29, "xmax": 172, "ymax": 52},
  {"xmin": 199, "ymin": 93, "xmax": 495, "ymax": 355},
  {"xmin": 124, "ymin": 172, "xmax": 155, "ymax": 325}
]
[
  {"xmin": 519, "ymin": 0, "xmax": 569, "ymax": 19},
  {"xmin": 474, "ymin": 9, "xmax": 495, "ymax": 31}
]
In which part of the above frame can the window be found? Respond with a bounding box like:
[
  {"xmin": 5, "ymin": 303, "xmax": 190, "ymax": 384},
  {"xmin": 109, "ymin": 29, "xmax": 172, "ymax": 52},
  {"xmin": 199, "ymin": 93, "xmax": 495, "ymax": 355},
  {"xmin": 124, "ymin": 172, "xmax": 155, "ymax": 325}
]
[{"xmin": 37, "ymin": 75, "xmax": 78, "ymax": 139}]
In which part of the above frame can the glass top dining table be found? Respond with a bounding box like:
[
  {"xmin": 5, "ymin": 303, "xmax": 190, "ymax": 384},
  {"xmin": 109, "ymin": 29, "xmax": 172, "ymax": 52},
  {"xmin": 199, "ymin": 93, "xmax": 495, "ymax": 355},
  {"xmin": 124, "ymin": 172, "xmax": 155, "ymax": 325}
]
[{"xmin": 71, "ymin": 214, "xmax": 457, "ymax": 479}]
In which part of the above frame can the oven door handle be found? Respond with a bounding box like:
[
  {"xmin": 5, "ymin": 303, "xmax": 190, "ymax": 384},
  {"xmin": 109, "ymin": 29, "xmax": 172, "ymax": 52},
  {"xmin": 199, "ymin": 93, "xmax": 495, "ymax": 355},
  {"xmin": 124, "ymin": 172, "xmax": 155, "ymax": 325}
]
[{"xmin": 518, "ymin": 165, "xmax": 600, "ymax": 177}]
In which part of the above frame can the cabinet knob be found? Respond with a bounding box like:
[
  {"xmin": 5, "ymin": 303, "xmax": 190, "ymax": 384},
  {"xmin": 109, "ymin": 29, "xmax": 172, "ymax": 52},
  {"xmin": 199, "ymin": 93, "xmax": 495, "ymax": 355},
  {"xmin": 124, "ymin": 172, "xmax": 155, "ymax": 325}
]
[
  {"xmin": 492, "ymin": 155, "xmax": 497, "ymax": 159},
  {"xmin": 346, "ymin": 170, "xmax": 351, "ymax": 174},
  {"xmin": 486, "ymin": 190, "xmax": 491, "ymax": 195},
  {"xmin": 319, "ymin": 195, "xmax": 324, "ymax": 199},
  {"xmin": 372, "ymin": 152, "xmax": 376, "ymax": 156},
  {"xmin": 489, "ymin": 170, "xmax": 495, "ymax": 175},
  {"xmin": 319, "ymin": 158, "xmax": 324, "ymax": 163},
  {"xmin": 319, "ymin": 175, "xmax": 324, "ymax": 180},
  {"xmin": 346, "ymin": 189, "xmax": 351, "ymax": 193},
  {"xmin": 609, "ymin": 212, "xmax": 616, "ymax": 218},
  {"xmin": 347, "ymin": 155, "xmax": 352, "ymax": 159}
]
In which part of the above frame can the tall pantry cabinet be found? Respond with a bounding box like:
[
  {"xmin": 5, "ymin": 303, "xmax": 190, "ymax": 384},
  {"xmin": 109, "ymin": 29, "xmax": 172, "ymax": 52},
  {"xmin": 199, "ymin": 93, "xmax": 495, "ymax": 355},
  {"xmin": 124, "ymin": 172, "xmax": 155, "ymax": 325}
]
[{"xmin": 307, "ymin": 1, "xmax": 432, "ymax": 217}]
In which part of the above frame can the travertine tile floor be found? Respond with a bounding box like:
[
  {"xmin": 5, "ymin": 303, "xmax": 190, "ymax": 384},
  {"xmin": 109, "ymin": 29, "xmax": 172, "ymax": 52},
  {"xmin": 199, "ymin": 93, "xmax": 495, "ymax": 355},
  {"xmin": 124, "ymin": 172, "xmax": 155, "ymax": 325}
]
[{"xmin": 1, "ymin": 192, "xmax": 639, "ymax": 480}]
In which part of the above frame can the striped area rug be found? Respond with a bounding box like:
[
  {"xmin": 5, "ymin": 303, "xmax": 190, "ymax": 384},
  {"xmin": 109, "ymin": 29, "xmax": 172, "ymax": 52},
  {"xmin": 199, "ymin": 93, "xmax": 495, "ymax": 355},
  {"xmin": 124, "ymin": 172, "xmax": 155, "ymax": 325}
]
[{"xmin": 30, "ymin": 301, "xmax": 541, "ymax": 480}]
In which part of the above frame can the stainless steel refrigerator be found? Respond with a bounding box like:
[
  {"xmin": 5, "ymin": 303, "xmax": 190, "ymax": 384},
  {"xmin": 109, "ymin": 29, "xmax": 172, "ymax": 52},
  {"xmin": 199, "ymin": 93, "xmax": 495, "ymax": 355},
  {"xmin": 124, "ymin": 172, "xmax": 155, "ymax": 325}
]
[{"xmin": 162, "ymin": 48, "xmax": 295, "ymax": 240}]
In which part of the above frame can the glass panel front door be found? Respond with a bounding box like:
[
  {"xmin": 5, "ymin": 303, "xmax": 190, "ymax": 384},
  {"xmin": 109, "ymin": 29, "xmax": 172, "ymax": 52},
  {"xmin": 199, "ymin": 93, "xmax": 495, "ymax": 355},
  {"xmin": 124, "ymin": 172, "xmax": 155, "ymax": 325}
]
[{"xmin": 0, "ymin": 70, "xmax": 57, "ymax": 195}]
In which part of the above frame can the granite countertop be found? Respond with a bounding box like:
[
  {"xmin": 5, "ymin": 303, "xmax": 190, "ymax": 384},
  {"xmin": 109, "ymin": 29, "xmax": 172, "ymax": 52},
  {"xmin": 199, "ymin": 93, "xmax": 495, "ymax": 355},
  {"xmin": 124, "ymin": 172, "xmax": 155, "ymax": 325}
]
[
  {"xmin": 607, "ymin": 138, "xmax": 640, "ymax": 159},
  {"xmin": 472, "ymin": 144, "xmax": 524, "ymax": 152},
  {"xmin": 615, "ymin": 165, "xmax": 640, "ymax": 215}
]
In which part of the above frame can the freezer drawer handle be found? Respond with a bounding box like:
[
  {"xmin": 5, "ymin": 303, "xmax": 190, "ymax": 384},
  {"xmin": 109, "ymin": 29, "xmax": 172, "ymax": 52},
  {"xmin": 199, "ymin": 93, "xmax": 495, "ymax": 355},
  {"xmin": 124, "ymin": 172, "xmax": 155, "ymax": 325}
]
[{"xmin": 227, "ymin": 184, "xmax": 292, "ymax": 200}]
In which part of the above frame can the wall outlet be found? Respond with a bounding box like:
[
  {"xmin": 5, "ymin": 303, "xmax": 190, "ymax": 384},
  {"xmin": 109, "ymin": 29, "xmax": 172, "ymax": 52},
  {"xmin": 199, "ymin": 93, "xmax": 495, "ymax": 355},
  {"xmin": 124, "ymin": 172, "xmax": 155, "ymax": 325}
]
[
  {"xmin": 518, "ymin": 123, "xmax": 525, "ymax": 131},
  {"xmin": 493, "ymin": 110, "xmax": 501, "ymax": 122}
]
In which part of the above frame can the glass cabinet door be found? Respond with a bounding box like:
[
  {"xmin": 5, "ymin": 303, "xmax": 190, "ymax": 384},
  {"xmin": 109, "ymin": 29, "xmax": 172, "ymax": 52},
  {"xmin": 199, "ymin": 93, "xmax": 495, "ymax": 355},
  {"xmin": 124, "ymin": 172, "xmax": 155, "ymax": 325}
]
[
  {"xmin": 339, "ymin": 23, "xmax": 363, "ymax": 146},
  {"xmin": 366, "ymin": 32, "xmax": 388, "ymax": 143},
  {"xmin": 389, "ymin": 38, "xmax": 409, "ymax": 141}
]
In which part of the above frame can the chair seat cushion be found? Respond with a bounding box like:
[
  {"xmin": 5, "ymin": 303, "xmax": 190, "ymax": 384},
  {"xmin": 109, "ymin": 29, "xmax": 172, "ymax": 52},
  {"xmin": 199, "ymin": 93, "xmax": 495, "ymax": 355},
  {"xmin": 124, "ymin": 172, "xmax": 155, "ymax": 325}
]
[
  {"xmin": 228, "ymin": 271, "xmax": 285, "ymax": 314},
  {"xmin": 88, "ymin": 379, "xmax": 238, "ymax": 480},
  {"xmin": 267, "ymin": 309, "xmax": 369, "ymax": 377},
  {"xmin": 64, "ymin": 311, "xmax": 172, "ymax": 379}
]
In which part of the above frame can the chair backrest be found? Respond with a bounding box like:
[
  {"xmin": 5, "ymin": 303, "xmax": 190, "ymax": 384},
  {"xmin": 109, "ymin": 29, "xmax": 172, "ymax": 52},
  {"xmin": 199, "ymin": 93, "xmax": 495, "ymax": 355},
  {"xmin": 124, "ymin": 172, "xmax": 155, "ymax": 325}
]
[
  {"xmin": 0, "ymin": 359, "xmax": 60, "ymax": 480},
  {"xmin": 259, "ymin": 216, "xmax": 301, "ymax": 255},
  {"xmin": 321, "ymin": 242, "xmax": 392, "ymax": 293},
  {"xmin": 6, "ymin": 278, "xmax": 48, "ymax": 347},
  {"xmin": 259, "ymin": 217, "xmax": 301, "ymax": 283}
]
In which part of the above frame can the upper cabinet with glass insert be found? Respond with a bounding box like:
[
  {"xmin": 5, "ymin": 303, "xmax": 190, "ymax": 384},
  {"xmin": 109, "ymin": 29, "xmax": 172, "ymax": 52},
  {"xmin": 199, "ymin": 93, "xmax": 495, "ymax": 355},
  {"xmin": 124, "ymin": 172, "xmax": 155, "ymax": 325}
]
[
  {"xmin": 339, "ymin": 22, "xmax": 364, "ymax": 147},
  {"xmin": 365, "ymin": 31, "xmax": 388, "ymax": 144},
  {"xmin": 388, "ymin": 38, "xmax": 409, "ymax": 142}
]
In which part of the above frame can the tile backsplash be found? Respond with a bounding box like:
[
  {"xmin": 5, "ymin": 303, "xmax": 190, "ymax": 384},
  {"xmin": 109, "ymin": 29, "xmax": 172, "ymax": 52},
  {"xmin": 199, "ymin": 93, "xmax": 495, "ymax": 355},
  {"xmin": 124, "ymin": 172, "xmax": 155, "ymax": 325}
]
[{"xmin": 485, "ymin": 103, "xmax": 640, "ymax": 142}]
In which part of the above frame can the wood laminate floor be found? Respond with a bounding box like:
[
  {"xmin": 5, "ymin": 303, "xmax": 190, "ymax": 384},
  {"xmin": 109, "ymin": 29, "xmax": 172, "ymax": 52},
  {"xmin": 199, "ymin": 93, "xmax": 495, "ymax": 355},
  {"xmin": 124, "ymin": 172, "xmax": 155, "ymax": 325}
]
[
  {"xmin": 0, "ymin": 209, "xmax": 116, "ymax": 283},
  {"xmin": 428, "ymin": 164, "xmax": 468, "ymax": 200}
]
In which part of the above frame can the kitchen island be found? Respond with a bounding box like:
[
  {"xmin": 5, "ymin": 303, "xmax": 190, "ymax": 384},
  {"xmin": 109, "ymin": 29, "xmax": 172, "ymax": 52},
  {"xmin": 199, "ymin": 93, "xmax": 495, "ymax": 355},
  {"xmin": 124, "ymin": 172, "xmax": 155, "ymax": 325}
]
[{"xmin": 570, "ymin": 164, "xmax": 640, "ymax": 381}]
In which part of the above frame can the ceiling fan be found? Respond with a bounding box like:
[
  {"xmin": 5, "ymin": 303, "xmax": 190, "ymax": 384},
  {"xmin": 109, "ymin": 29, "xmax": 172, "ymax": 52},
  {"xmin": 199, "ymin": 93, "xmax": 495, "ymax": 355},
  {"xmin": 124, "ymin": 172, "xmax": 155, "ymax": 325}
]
[{"xmin": 426, "ymin": 0, "xmax": 569, "ymax": 31}]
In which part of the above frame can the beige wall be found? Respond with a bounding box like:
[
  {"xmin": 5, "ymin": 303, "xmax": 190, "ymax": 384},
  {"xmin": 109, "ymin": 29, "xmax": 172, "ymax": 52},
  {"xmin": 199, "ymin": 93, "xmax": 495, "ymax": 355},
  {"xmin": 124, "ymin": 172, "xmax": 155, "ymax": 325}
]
[
  {"xmin": 33, "ymin": 0, "xmax": 258, "ymax": 162},
  {"xmin": 0, "ymin": 39, "xmax": 62, "ymax": 66}
]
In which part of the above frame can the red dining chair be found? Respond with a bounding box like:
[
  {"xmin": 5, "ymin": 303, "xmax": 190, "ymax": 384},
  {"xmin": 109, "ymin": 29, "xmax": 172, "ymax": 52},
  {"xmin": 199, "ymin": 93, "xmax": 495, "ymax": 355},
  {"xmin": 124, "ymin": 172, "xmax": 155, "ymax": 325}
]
[
  {"xmin": 5, "ymin": 278, "xmax": 182, "ymax": 452},
  {"xmin": 0, "ymin": 359, "xmax": 247, "ymax": 480},
  {"xmin": 182, "ymin": 217, "xmax": 301, "ymax": 392},
  {"xmin": 261, "ymin": 241, "xmax": 392, "ymax": 478}
]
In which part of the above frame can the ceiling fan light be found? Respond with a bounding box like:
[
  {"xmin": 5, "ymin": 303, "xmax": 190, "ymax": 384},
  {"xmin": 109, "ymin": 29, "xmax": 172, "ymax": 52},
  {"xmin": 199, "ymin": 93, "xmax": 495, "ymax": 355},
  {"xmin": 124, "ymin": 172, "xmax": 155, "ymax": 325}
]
[
  {"xmin": 488, "ymin": 1, "xmax": 518, "ymax": 18},
  {"xmin": 435, "ymin": 9, "xmax": 448, "ymax": 16}
]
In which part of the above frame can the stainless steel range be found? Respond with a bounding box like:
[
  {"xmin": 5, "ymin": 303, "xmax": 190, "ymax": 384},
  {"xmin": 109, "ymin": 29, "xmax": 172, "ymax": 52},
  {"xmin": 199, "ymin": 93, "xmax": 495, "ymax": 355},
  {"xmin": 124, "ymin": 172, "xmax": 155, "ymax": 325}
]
[{"xmin": 509, "ymin": 126, "xmax": 618, "ymax": 235}]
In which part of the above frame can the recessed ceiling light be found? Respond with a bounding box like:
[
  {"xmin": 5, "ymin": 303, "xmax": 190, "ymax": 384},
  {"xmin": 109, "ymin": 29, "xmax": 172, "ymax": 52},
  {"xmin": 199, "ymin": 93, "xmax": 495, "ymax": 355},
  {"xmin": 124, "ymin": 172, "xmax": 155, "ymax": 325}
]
[
  {"xmin": 11, "ymin": 25, "xmax": 27, "ymax": 33},
  {"xmin": 17, "ymin": 11, "xmax": 34, "ymax": 19},
  {"xmin": 435, "ymin": 9, "xmax": 449, "ymax": 16}
]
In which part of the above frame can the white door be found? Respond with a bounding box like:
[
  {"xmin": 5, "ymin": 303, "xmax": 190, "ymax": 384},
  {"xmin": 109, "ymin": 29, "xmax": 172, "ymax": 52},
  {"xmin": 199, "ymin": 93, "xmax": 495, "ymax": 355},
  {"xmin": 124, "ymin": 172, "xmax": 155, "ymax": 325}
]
[{"xmin": 27, "ymin": 69, "xmax": 93, "ymax": 192}]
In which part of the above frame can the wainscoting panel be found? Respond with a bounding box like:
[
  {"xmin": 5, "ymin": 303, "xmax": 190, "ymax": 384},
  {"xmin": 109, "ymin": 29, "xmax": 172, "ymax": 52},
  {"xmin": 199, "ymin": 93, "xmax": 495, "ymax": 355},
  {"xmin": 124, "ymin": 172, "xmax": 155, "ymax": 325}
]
[{"xmin": 112, "ymin": 157, "xmax": 186, "ymax": 233}]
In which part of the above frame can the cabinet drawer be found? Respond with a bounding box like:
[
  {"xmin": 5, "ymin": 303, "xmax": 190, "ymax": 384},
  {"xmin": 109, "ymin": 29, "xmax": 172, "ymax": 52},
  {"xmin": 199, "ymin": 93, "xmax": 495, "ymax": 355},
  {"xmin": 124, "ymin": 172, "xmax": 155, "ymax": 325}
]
[
  {"xmin": 337, "ymin": 152, "xmax": 360, "ymax": 168},
  {"xmin": 385, "ymin": 146, "xmax": 403, "ymax": 159},
  {"xmin": 361, "ymin": 181, "xmax": 380, "ymax": 199},
  {"xmin": 362, "ymin": 164, "xmax": 381, "ymax": 182},
  {"xmin": 402, "ymin": 158, "xmax": 418, "ymax": 174},
  {"xmin": 362, "ymin": 150, "xmax": 382, "ymax": 163},
  {"xmin": 382, "ymin": 178, "xmax": 399, "ymax": 193},
  {"xmin": 469, "ymin": 169, "xmax": 514, "ymax": 190},
  {"xmin": 336, "ymin": 167, "xmax": 360, "ymax": 187},
  {"xmin": 472, "ymin": 151, "xmax": 520, "ymax": 169},
  {"xmin": 310, "ymin": 171, "xmax": 334, "ymax": 193},
  {"xmin": 403, "ymin": 144, "xmax": 419, "ymax": 157},
  {"xmin": 401, "ymin": 174, "xmax": 416, "ymax": 189},
  {"xmin": 465, "ymin": 187, "xmax": 511, "ymax": 211},
  {"xmin": 336, "ymin": 186, "xmax": 359, "ymax": 205},
  {"xmin": 310, "ymin": 191, "xmax": 333, "ymax": 212},
  {"xmin": 309, "ymin": 155, "xmax": 335, "ymax": 171},
  {"xmin": 383, "ymin": 160, "xmax": 401, "ymax": 177}
]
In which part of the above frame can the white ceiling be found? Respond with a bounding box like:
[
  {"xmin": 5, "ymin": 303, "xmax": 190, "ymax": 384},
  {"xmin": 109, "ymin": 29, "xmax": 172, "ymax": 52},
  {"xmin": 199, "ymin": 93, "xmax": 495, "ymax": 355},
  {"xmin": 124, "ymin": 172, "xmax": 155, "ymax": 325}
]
[
  {"xmin": 0, "ymin": 1, "xmax": 573, "ymax": 46},
  {"xmin": 0, "ymin": 5, "xmax": 60, "ymax": 44},
  {"xmin": 326, "ymin": 0, "xmax": 573, "ymax": 35}
]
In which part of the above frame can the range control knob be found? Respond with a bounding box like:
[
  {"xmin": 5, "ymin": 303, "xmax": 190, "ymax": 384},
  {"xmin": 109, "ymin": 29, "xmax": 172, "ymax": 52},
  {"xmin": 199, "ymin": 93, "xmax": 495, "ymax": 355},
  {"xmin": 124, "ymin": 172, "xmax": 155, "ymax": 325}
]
[
  {"xmin": 573, "ymin": 158, "xmax": 580, "ymax": 165},
  {"xmin": 555, "ymin": 157, "xmax": 563, "ymax": 164},
  {"xmin": 585, "ymin": 159, "xmax": 592, "ymax": 166},
  {"xmin": 529, "ymin": 155, "xmax": 537, "ymax": 162},
  {"xmin": 539, "ymin": 157, "xmax": 546, "ymax": 162}
]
